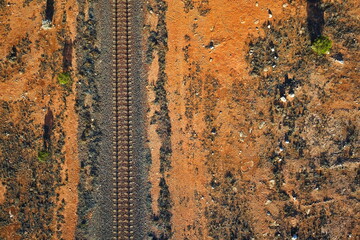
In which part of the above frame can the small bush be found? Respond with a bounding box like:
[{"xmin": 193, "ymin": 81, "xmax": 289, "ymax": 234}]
[
  {"xmin": 38, "ymin": 150, "xmax": 50, "ymax": 162},
  {"xmin": 57, "ymin": 72, "xmax": 71, "ymax": 85},
  {"xmin": 311, "ymin": 36, "xmax": 332, "ymax": 55}
]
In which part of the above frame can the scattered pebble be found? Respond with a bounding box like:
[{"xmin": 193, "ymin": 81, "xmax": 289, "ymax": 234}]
[
  {"xmin": 335, "ymin": 59, "xmax": 344, "ymax": 64},
  {"xmin": 259, "ymin": 121, "xmax": 266, "ymax": 129},
  {"xmin": 239, "ymin": 131, "xmax": 246, "ymax": 138},
  {"xmin": 280, "ymin": 96, "xmax": 287, "ymax": 102},
  {"xmin": 269, "ymin": 180, "xmax": 275, "ymax": 188}
]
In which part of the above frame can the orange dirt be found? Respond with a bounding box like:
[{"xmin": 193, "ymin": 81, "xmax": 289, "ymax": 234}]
[
  {"xmin": 164, "ymin": 1, "xmax": 289, "ymax": 237},
  {"xmin": 0, "ymin": 0, "xmax": 79, "ymax": 239},
  {"xmin": 0, "ymin": 181, "xmax": 5, "ymax": 205},
  {"xmin": 146, "ymin": 0, "xmax": 295, "ymax": 238},
  {"xmin": 145, "ymin": 0, "xmax": 360, "ymax": 239}
]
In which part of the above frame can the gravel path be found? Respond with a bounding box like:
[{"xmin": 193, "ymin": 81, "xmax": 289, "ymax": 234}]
[{"xmin": 88, "ymin": 1, "xmax": 148, "ymax": 239}]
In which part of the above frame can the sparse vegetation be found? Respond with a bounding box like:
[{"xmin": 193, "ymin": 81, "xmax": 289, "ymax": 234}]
[
  {"xmin": 37, "ymin": 150, "xmax": 50, "ymax": 162},
  {"xmin": 57, "ymin": 72, "xmax": 72, "ymax": 86},
  {"xmin": 311, "ymin": 36, "xmax": 332, "ymax": 55}
]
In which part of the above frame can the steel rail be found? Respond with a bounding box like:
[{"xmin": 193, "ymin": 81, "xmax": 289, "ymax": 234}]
[{"xmin": 112, "ymin": 0, "xmax": 134, "ymax": 239}]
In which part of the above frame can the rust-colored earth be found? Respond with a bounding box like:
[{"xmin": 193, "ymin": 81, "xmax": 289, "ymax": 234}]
[
  {"xmin": 0, "ymin": 1, "xmax": 79, "ymax": 239},
  {"xmin": 0, "ymin": 0, "xmax": 359, "ymax": 239},
  {"xmin": 145, "ymin": 0, "xmax": 359, "ymax": 239}
]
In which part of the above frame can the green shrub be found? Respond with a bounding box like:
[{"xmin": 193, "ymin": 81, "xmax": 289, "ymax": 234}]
[
  {"xmin": 38, "ymin": 150, "xmax": 50, "ymax": 162},
  {"xmin": 57, "ymin": 72, "xmax": 71, "ymax": 85},
  {"xmin": 311, "ymin": 36, "xmax": 332, "ymax": 55}
]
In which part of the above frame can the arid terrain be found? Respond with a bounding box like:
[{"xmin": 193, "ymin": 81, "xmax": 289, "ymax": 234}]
[
  {"xmin": 144, "ymin": 0, "xmax": 359, "ymax": 239},
  {"xmin": 0, "ymin": 0, "xmax": 96, "ymax": 239},
  {"xmin": 0, "ymin": 0, "xmax": 359, "ymax": 239}
]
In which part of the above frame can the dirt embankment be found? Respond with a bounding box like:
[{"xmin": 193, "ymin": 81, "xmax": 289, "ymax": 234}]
[
  {"xmin": 0, "ymin": 1, "xmax": 80, "ymax": 239},
  {"xmin": 144, "ymin": 0, "xmax": 359, "ymax": 239}
]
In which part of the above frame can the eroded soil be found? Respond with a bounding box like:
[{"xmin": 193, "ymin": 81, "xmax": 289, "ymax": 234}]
[{"xmin": 144, "ymin": 0, "xmax": 359, "ymax": 239}]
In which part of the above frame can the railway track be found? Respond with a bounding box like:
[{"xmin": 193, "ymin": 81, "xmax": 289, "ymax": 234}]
[{"xmin": 112, "ymin": 0, "xmax": 134, "ymax": 239}]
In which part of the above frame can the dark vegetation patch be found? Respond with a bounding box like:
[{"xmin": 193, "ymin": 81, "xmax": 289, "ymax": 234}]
[
  {"xmin": 182, "ymin": 0, "xmax": 194, "ymax": 13},
  {"xmin": 200, "ymin": 73, "xmax": 256, "ymax": 238},
  {"xmin": 148, "ymin": 178, "xmax": 173, "ymax": 240},
  {"xmin": 146, "ymin": 30, "xmax": 159, "ymax": 63},
  {"xmin": 0, "ymin": 36, "xmax": 32, "ymax": 81},
  {"xmin": 74, "ymin": 3, "xmax": 101, "ymax": 239},
  {"xmin": 0, "ymin": 100, "xmax": 65, "ymax": 239},
  {"xmin": 324, "ymin": 1, "xmax": 360, "ymax": 51},
  {"xmin": 146, "ymin": 0, "xmax": 173, "ymax": 239},
  {"xmin": 197, "ymin": 0, "xmax": 210, "ymax": 16},
  {"xmin": 181, "ymin": 0, "xmax": 210, "ymax": 16},
  {"xmin": 205, "ymin": 175, "xmax": 254, "ymax": 240}
]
